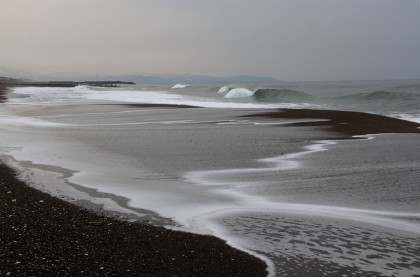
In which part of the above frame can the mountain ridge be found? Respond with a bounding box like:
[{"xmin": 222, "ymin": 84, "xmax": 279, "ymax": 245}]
[
  {"xmin": 107, "ymin": 74, "xmax": 281, "ymax": 84},
  {"xmin": 1, "ymin": 71, "xmax": 281, "ymax": 84}
]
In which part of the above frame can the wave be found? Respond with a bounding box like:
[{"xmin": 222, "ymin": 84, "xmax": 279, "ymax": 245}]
[
  {"xmin": 224, "ymin": 88, "xmax": 254, "ymax": 98},
  {"xmin": 394, "ymin": 83, "xmax": 420, "ymax": 93},
  {"xmin": 10, "ymin": 85, "xmax": 320, "ymax": 110},
  {"xmin": 341, "ymin": 91, "xmax": 419, "ymax": 101},
  {"xmin": 224, "ymin": 88, "xmax": 312, "ymax": 101},
  {"xmin": 172, "ymin": 84, "xmax": 191, "ymax": 89},
  {"xmin": 70, "ymin": 87, "xmax": 315, "ymax": 109},
  {"xmin": 218, "ymin": 86, "xmax": 233, "ymax": 94},
  {"xmin": 253, "ymin": 89, "xmax": 312, "ymax": 101}
]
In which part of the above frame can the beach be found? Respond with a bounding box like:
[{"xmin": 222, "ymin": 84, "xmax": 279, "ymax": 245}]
[
  {"xmin": 0, "ymin": 85, "xmax": 271, "ymax": 276},
  {"xmin": 1, "ymin": 83, "xmax": 420, "ymax": 276},
  {"xmin": 0, "ymin": 163, "xmax": 267, "ymax": 276},
  {"xmin": 3, "ymin": 1, "xmax": 420, "ymax": 275}
]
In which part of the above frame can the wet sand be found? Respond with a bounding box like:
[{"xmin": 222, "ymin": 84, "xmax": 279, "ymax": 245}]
[
  {"xmin": 0, "ymin": 85, "xmax": 7, "ymax": 103},
  {"xmin": 243, "ymin": 109, "xmax": 420, "ymax": 138},
  {"xmin": 122, "ymin": 103, "xmax": 200, "ymax": 109}
]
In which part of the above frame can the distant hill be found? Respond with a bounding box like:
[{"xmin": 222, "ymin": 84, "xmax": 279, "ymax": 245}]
[
  {"xmin": 1, "ymin": 73, "xmax": 281, "ymax": 85},
  {"xmin": 0, "ymin": 76, "xmax": 23, "ymax": 83},
  {"xmin": 108, "ymin": 74, "xmax": 281, "ymax": 84}
]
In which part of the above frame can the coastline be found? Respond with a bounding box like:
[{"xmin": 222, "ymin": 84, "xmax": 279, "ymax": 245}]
[
  {"xmin": 1, "ymin": 83, "xmax": 420, "ymax": 276},
  {"xmin": 0, "ymin": 86, "xmax": 268, "ymax": 276}
]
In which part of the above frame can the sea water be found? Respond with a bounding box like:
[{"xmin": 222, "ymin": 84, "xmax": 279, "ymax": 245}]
[{"xmin": 1, "ymin": 80, "xmax": 420, "ymax": 276}]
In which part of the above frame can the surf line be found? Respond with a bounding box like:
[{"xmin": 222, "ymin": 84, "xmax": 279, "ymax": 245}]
[{"xmin": 185, "ymin": 136, "xmax": 420, "ymax": 234}]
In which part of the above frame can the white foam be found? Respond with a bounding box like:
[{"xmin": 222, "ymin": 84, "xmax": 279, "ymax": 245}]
[
  {"xmin": 9, "ymin": 85, "xmax": 96, "ymax": 105},
  {"xmin": 0, "ymin": 116, "xmax": 69, "ymax": 127},
  {"xmin": 218, "ymin": 86, "xmax": 232, "ymax": 94},
  {"xmin": 391, "ymin": 113, "xmax": 420, "ymax": 124},
  {"xmin": 179, "ymin": 137, "xmax": 420, "ymax": 276},
  {"xmin": 12, "ymin": 85, "xmax": 91, "ymax": 96},
  {"xmin": 72, "ymin": 120, "xmax": 195, "ymax": 127},
  {"xmin": 224, "ymin": 88, "xmax": 254, "ymax": 98},
  {"xmin": 184, "ymin": 139, "xmax": 420, "ymax": 234},
  {"xmin": 10, "ymin": 85, "xmax": 322, "ymax": 110},
  {"xmin": 172, "ymin": 84, "xmax": 190, "ymax": 89},
  {"xmin": 81, "ymin": 88, "xmax": 316, "ymax": 109}
]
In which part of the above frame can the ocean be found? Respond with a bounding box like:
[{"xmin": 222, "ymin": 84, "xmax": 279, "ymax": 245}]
[{"xmin": 1, "ymin": 80, "xmax": 419, "ymax": 276}]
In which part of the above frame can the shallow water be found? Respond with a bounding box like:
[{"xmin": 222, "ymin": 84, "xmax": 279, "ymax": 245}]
[{"xmin": 216, "ymin": 213, "xmax": 420, "ymax": 276}]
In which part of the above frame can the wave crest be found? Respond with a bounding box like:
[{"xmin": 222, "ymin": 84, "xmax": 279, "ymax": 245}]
[
  {"xmin": 172, "ymin": 84, "xmax": 191, "ymax": 89},
  {"xmin": 218, "ymin": 86, "xmax": 233, "ymax": 94},
  {"xmin": 224, "ymin": 88, "xmax": 254, "ymax": 98},
  {"xmin": 224, "ymin": 88, "xmax": 311, "ymax": 101}
]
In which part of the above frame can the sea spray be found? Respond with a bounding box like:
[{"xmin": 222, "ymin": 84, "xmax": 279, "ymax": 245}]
[{"xmin": 218, "ymin": 86, "xmax": 233, "ymax": 94}]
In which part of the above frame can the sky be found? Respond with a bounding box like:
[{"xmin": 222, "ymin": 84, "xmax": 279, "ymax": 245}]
[{"xmin": 1, "ymin": 0, "xmax": 420, "ymax": 81}]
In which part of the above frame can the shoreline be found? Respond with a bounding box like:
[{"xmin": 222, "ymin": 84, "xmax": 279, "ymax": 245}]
[
  {"xmin": 0, "ymin": 163, "xmax": 268, "ymax": 276},
  {"xmin": 0, "ymin": 86, "xmax": 268, "ymax": 276},
  {"xmin": 2, "ymin": 84, "xmax": 420, "ymax": 275}
]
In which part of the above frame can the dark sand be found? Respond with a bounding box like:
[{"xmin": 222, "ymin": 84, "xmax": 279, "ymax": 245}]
[
  {"xmin": 0, "ymin": 164, "xmax": 267, "ymax": 276},
  {"xmin": 0, "ymin": 85, "xmax": 7, "ymax": 103},
  {"xmin": 244, "ymin": 109, "xmax": 420, "ymax": 138}
]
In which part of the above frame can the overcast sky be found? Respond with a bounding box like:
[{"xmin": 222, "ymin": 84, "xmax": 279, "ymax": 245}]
[{"xmin": 1, "ymin": 0, "xmax": 420, "ymax": 81}]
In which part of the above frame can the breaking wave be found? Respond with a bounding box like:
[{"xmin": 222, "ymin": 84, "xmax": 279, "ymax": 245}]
[
  {"xmin": 224, "ymin": 88, "xmax": 254, "ymax": 98},
  {"xmin": 224, "ymin": 88, "xmax": 311, "ymax": 102},
  {"xmin": 218, "ymin": 86, "xmax": 233, "ymax": 94},
  {"xmin": 172, "ymin": 84, "xmax": 191, "ymax": 89}
]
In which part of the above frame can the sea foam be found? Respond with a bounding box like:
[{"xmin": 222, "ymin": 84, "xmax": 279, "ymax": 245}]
[
  {"xmin": 172, "ymin": 84, "xmax": 191, "ymax": 89},
  {"xmin": 224, "ymin": 88, "xmax": 254, "ymax": 98},
  {"xmin": 9, "ymin": 85, "xmax": 322, "ymax": 111},
  {"xmin": 218, "ymin": 86, "xmax": 233, "ymax": 94},
  {"xmin": 186, "ymin": 139, "xmax": 420, "ymax": 234}
]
